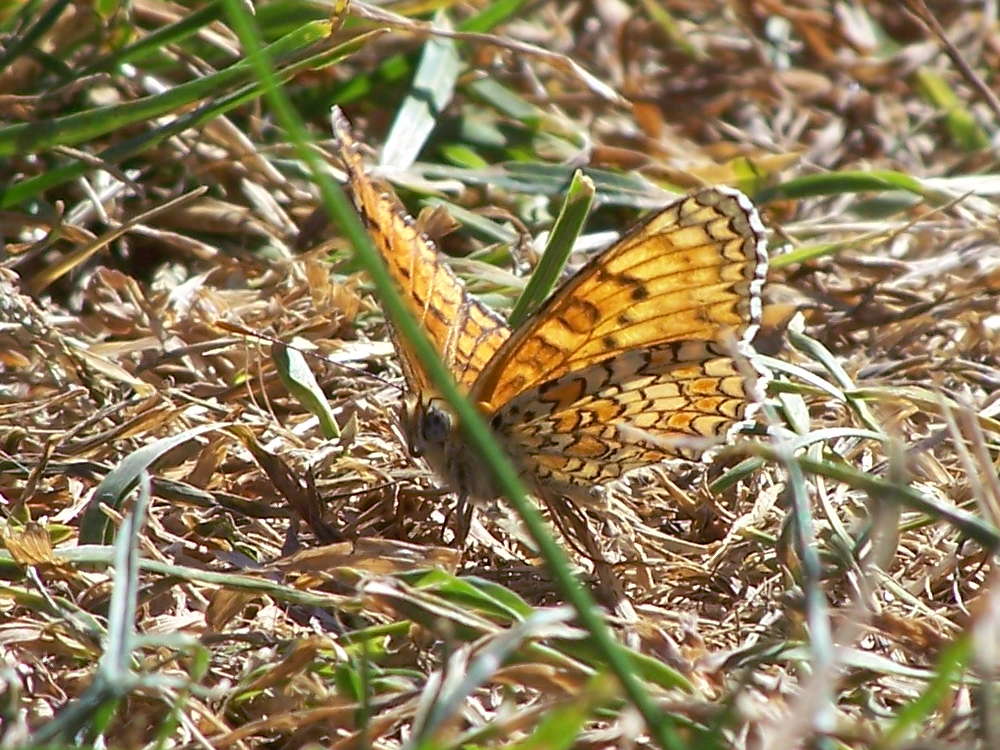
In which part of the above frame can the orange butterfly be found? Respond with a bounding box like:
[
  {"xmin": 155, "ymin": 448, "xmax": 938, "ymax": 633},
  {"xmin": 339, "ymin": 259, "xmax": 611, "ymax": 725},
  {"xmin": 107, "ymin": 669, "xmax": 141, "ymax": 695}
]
[{"xmin": 331, "ymin": 110, "xmax": 768, "ymax": 532}]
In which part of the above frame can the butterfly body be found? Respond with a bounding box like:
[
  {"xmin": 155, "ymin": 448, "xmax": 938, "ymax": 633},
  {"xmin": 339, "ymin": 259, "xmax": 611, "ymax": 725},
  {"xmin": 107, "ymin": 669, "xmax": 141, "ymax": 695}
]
[
  {"xmin": 331, "ymin": 109, "xmax": 768, "ymax": 529},
  {"xmin": 404, "ymin": 394, "xmax": 505, "ymax": 504}
]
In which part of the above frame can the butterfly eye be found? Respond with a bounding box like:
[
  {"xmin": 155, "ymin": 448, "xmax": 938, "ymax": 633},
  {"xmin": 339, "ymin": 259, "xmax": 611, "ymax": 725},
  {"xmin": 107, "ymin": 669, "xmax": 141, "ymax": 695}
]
[{"xmin": 421, "ymin": 405, "xmax": 452, "ymax": 444}]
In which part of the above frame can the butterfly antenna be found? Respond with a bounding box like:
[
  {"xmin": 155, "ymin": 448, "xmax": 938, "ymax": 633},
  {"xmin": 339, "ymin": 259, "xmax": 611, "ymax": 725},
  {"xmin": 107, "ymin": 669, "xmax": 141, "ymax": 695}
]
[
  {"xmin": 214, "ymin": 320, "xmax": 404, "ymax": 394},
  {"xmin": 323, "ymin": 480, "xmax": 403, "ymax": 501}
]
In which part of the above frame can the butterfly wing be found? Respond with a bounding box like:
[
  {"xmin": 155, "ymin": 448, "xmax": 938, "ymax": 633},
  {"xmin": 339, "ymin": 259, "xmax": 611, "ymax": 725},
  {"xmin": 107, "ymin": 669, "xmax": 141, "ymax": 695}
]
[
  {"xmin": 470, "ymin": 187, "xmax": 767, "ymax": 411},
  {"xmin": 477, "ymin": 187, "xmax": 768, "ymax": 494},
  {"xmin": 331, "ymin": 110, "xmax": 511, "ymax": 393},
  {"xmin": 495, "ymin": 341, "xmax": 766, "ymax": 497}
]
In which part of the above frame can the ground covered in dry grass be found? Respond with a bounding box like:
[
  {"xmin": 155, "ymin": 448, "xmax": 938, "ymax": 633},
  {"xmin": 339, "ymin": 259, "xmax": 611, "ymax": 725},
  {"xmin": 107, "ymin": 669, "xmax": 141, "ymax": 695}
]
[{"xmin": 2, "ymin": 1, "xmax": 1000, "ymax": 748}]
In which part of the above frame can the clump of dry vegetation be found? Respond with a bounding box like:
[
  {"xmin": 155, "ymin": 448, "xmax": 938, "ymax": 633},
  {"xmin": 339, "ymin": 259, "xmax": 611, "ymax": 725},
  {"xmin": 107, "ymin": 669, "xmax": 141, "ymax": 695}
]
[{"xmin": 2, "ymin": 1, "xmax": 1000, "ymax": 748}]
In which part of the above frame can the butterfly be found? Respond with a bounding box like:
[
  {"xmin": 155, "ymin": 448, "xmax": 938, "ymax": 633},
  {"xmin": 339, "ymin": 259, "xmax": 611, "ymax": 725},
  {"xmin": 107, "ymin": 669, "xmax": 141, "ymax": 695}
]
[{"xmin": 330, "ymin": 109, "xmax": 768, "ymax": 535}]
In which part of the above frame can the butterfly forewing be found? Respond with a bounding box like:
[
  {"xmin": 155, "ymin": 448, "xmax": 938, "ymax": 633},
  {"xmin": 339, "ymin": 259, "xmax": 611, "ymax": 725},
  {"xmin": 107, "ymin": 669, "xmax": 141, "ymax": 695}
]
[
  {"xmin": 331, "ymin": 111, "xmax": 511, "ymax": 393},
  {"xmin": 470, "ymin": 188, "xmax": 766, "ymax": 412}
]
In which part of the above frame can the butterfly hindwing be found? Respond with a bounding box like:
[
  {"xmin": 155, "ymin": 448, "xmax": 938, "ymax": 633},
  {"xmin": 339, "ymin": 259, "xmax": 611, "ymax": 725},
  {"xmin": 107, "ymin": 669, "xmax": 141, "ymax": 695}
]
[{"xmin": 494, "ymin": 341, "xmax": 763, "ymax": 495}]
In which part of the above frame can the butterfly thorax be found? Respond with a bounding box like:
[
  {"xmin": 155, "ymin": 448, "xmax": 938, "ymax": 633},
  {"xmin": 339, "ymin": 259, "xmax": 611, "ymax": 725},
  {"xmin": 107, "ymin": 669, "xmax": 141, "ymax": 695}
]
[{"xmin": 403, "ymin": 394, "xmax": 503, "ymax": 504}]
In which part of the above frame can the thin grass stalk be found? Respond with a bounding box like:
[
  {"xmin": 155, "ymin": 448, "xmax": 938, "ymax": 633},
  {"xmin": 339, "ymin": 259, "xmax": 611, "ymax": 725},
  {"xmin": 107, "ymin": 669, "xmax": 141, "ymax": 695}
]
[
  {"xmin": 776, "ymin": 438, "xmax": 836, "ymax": 738},
  {"xmin": 752, "ymin": 447, "xmax": 1000, "ymax": 550}
]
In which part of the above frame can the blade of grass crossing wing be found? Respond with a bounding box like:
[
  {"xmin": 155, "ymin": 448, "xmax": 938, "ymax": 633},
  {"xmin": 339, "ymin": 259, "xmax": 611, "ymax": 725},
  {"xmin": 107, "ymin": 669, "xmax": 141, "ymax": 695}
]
[
  {"xmin": 224, "ymin": 3, "xmax": 684, "ymax": 745},
  {"xmin": 508, "ymin": 170, "xmax": 595, "ymax": 327},
  {"xmin": 379, "ymin": 10, "xmax": 459, "ymax": 171}
]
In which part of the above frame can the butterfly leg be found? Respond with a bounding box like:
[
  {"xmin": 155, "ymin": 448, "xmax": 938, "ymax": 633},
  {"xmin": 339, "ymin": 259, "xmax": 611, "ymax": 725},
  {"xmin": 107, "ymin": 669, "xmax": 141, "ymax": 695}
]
[
  {"xmin": 454, "ymin": 492, "xmax": 475, "ymax": 545},
  {"xmin": 542, "ymin": 492, "xmax": 637, "ymax": 623}
]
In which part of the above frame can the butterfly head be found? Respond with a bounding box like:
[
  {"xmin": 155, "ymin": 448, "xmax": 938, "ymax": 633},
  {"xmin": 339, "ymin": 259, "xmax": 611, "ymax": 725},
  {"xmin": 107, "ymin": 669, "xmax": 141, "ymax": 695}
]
[
  {"xmin": 402, "ymin": 394, "xmax": 458, "ymax": 462},
  {"xmin": 411, "ymin": 397, "xmax": 454, "ymax": 456}
]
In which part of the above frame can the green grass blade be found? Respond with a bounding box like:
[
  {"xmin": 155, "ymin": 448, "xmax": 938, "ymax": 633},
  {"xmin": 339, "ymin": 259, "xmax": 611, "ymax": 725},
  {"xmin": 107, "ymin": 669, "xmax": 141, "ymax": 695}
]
[
  {"xmin": 100, "ymin": 473, "xmax": 150, "ymax": 681},
  {"xmin": 416, "ymin": 160, "xmax": 673, "ymax": 209},
  {"xmin": 409, "ymin": 609, "xmax": 580, "ymax": 749},
  {"xmin": 787, "ymin": 327, "xmax": 883, "ymax": 433},
  {"xmin": 81, "ymin": 0, "xmax": 227, "ymax": 75},
  {"xmin": 914, "ymin": 68, "xmax": 990, "ymax": 151},
  {"xmin": 775, "ymin": 436, "xmax": 836, "ymax": 732},
  {"xmin": 638, "ymin": 0, "xmax": 703, "ymax": 59},
  {"xmin": 0, "ymin": 0, "xmax": 70, "ymax": 69},
  {"xmin": 380, "ymin": 11, "xmax": 460, "ymax": 171},
  {"xmin": 508, "ymin": 169, "xmax": 595, "ymax": 327},
  {"xmin": 31, "ymin": 473, "xmax": 152, "ymax": 743},
  {"xmin": 507, "ymin": 675, "xmax": 614, "ymax": 750},
  {"xmin": 466, "ymin": 77, "xmax": 544, "ymax": 126},
  {"xmin": 0, "ymin": 19, "xmax": 331, "ymax": 158},
  {"xmin": 0, "ymin": 0, "xmax": 46, "ymax": 34},
  {"xmin": 273, "ymin": 342, "xmax": 341, "ymax": 439},
  {"xmin": 754, "ymin": 448, "xmax": 1000, "ymax": 551},
  {"xmin": 877, "ymin": 633, "xmax": 972, "ymax": 748},
  {"xmin": 79, "ymin": 423, "xmax": 223, "ymax": 545},
  {"xmin": 420, "ymin": 196, "xmax": 521, "ymax": 244},
  {"xmin": 458, "ymin": 0, "xmax": 530, "ymax": 33},
  {"xmin": 0, "ymin": 29, "xmax": 380, "ymax": 208},
  {"xmin": 756, "ymin": 170, "xmax": 929, "ymax": 203}
]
